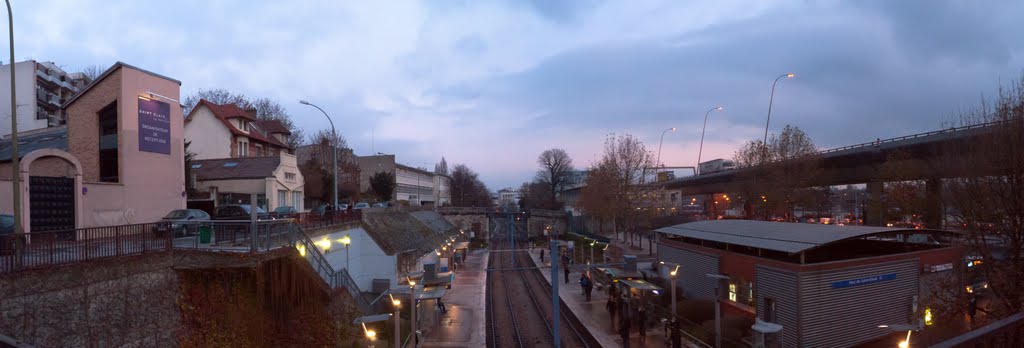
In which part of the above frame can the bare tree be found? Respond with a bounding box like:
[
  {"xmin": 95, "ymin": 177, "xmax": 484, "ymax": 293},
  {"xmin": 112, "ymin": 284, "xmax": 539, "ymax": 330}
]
[
  {"xmin": 536, "ymin": 148, "xmax": 574, "ymax": 206},
  {"xmin": 580, "ymin": 161, "xmax": 618, "ymax": 234},
  {"xmin": 435, "ymin": 157, "xmax": 449, "ymax": 176},
  {"xmin": 584, "ymin": 134, "xmax": 656, "ymax": 242},
  {"xmin": 451, "ymin": 164, "xmax": 492, "ymax": 207},
  {"xmin": 302, "ymin": 130, "xmax": 359, "ymax": 202},
  {"xmin": 81, "ymin": 64, "xmax": 105, "ymax": 80},
  {"xmin": 939, "ymin": 74, "xmax": 1024, "ymax": 319},
  {"xmin": 732, "ymin": 125, "xmax": 820, "ymax": 220}
]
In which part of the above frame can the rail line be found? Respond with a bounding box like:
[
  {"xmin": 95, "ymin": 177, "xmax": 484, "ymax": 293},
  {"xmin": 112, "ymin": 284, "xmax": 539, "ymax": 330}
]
[{"xmin": 485, "ymin": 218, "xmax": 601, "ymax": 348}]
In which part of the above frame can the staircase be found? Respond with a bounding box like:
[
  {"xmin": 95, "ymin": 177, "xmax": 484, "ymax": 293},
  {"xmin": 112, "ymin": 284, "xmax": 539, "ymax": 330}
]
[{"xmin": 285, "ymin": 223, "xmax": 372, "ymax": 313}]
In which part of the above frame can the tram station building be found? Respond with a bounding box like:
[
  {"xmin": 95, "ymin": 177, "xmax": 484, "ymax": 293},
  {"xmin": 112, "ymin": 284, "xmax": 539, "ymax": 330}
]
[{"xmin": 656, "ymin": 220, "xmax": 961, "ymax": 348}]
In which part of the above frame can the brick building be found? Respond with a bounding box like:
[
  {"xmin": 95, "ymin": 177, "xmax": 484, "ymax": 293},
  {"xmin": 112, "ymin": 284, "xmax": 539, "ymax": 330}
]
[{"xmin": 0, "ymin": 62, "xmax": 185, "ymax": 232}]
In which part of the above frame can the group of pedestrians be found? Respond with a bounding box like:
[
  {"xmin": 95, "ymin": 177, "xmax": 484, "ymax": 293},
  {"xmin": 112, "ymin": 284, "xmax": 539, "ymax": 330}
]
[{"xmin": 605, "ymin": 286, "xmax": 649, "ymax": 347}]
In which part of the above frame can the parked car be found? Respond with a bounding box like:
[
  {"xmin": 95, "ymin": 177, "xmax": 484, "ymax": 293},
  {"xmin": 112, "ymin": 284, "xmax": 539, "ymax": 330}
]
[
  {"xmin": 213, "ymin": 204, "xmax": 273, "ymax": 220},
  {"xmin": 353, "ymin": 202, "xmax": 371, "ymax": 209},
  {"xmin": 0, "ymin": 214, "xmax": 13, "ymax": 235},
  {"xmin": 153, "ymin": 209, "xmax": 210, "ymax": 237},
  {"xmin": 372, "ymin": 202, "xmax": 387, "ymax": 208},
  {"xmin": 338, "ymin": 203, "xmax": 349, "ymax": 210},
  {"xmin": 272, "ymin": 206, "xmax": 298, "ymax": 218}
]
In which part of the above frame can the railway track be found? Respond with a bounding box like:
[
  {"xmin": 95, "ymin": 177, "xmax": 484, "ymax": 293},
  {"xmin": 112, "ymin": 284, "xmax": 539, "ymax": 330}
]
[{"xmin": 486, "ymin": 218, "xmax": 601, "ymax": 348}]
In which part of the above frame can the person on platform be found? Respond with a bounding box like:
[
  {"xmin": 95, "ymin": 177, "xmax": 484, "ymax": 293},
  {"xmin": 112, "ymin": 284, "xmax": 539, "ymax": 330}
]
[
  {"xmin": 564, "ymin": 263, "xmax": 571, "ymax": 284},
  {"xmin": 540, "ymin": 248, "xmax": 545, "ymax": 263},
  {"xmin": 583, "ymin": 275, "xmax": 594, "ymax": 301},
  {"xmin": 607, "ymin": 290, "xmax": 618, "ymax": 329}
]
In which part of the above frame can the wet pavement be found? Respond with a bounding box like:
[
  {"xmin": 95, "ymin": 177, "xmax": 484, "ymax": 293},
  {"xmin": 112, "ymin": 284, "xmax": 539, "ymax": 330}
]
[{"xmin": 420, "ymin": 248, "xmax": 489, "ymax": 348}]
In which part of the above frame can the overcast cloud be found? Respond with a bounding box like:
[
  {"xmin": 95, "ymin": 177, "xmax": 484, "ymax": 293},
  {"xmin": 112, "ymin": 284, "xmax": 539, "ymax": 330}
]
[{"xmin": 15, "ymin": 0, "xmax": 1024, "ymax": 189}]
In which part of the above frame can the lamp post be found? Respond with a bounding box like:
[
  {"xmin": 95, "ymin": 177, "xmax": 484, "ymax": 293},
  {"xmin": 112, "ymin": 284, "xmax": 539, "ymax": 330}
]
[
  {"xmin": 299, "ymin": 100, "xmax": 338, "ymax": 209},
  {"xmin": 391, "ymin": 295, "xmax": 401, "ymax": 348},
  {"xmin": 341, "ymin": 234, "xmax": 352, "ymax": 270},
  {"xmin": 706, "ymin": 273, "xmax": 730, "ymax": 348},
  {"xmin": 656, "ymin": 127, "xmax": 677, "ymax": 169},
  {"xmin": 409, "ymin": 280, "xmax": 418, "ymax": 348},
  {"xmin": 661, "ymin": 262, "xmax": 680, "ymax": 319},
  {"xmin": 763, "ymin": 73, "xmax": 795, "ymax": 159},
  {"xmin": 7, "ymin": 0, "xmax": 22, "ymax": 263},
  {"xmin": 696, "ymin": 106, "xmax": 723, "ymax": 174}
]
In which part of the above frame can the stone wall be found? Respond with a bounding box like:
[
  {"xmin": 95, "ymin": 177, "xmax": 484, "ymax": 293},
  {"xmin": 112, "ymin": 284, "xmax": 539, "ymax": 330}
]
[
  {"xmin": 527, "ymin": 209, "xmax": 567, "ymax": 238},
  {"xmin": 0, "ymin": 249, "xmax": 362, "ymax": 347},
  {"xmin": 438, "ymin": 211, "xmax": 489, "ymax": 239},
  {"xmin": 0, "ymin": 252, "xmax": 180, "ymax": 347}
]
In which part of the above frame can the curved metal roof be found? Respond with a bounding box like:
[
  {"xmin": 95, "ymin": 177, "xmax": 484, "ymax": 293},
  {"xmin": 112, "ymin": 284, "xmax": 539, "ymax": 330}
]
[{"xmin": 656, "ymin": 220, "xmax": 939, "ymax": 254}]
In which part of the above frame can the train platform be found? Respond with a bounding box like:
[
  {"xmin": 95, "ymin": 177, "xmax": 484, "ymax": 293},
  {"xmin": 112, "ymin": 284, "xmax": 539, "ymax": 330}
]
[
  {"xmin": 420, "ymin": 248, "xmax": 489, "ymax": 348},
  {"xmin": 530, "ymin": 249, "xmax": 704, "ymax": 348}
]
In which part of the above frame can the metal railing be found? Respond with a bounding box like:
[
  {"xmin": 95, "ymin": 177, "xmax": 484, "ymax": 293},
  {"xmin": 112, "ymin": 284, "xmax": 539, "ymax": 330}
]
[
  {"xmin": 930, "ymin": 312, "xmax": 1024, "ymax": 348},
  {"xmin": 287, "ymin": 222, "xmax": 371, "ymax": 313},
  {"xmin": 290, "ymin": 210, "xmax": 362, "ymax": 230},
  {"xmin": 814, "ymin": 120, "xmax": 1004, "ymax": 156},
  {"xmin": 0, "ymin": 222, "xmax": 172, "ymax": 274}
]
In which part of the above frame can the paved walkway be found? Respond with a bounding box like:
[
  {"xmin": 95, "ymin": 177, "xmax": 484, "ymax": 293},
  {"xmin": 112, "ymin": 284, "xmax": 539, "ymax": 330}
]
[
  {"xmin": 420, "ymin": 249, "xmax": 489, "ymax": 348},
  {"xmin": 529, "ymin": 249, "xmax": 703, "ymax": 348}
]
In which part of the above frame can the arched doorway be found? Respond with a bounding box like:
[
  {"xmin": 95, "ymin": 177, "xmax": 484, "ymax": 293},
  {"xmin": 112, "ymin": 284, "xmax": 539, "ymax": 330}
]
[{"xmin": 19, "ymin": 149, "xmax": 83, "ymax": 235}]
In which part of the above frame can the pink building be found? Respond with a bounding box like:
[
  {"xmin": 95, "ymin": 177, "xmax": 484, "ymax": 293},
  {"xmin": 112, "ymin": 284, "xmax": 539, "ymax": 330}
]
[{"xmin": 0, "ymin": 62, "xmax": 185, "ymax": 233}]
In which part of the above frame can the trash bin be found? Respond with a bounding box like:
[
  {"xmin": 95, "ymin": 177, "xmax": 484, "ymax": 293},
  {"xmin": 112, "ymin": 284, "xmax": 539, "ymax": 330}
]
[{"xmin": 199, "ymin": 225, "xmax": 212, "ymax": 244}]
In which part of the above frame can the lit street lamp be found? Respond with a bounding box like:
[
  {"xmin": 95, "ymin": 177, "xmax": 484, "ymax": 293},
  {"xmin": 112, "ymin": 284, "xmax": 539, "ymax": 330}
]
[
  {"xmin": 7, "ymin": 0, "xmax": 24, "ymax": 264},
  {"xmin": 763, "ymin": 73, "xmax": 795, "ymax": 158},
  {"xmin": 696, "ymin": 106, "xmax": 723, "ymax": 174},
  {"xmin": 340, "ymin": 234, "xmax": 352, "ymax": 270},
  {"xmin": 390, "ymin": 295, "xmax": 401, "ymax": 348},
  {"xmin": 656, "ymin": 127, "xmax": 677, "ymax": 169},
  {"xmin": 299, "ymin": 100, "xmax": 338, "ymax": 210},
  {"xmin": 409, "ymin": 279, "xmax": 418, "ymax": 348},
  {"xmin": 661, "ymin": 261, "xmax": 681, "ymax": 319}
]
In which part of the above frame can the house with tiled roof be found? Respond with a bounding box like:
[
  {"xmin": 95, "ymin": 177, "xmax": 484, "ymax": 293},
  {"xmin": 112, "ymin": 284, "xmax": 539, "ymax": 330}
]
[
  {"xmin": 184, "ymin": 99, "xmax": 304, "ymax": 212},
  {"xmin": 184, "ymin": 99, "xmax": 292, "ymax": 160}
]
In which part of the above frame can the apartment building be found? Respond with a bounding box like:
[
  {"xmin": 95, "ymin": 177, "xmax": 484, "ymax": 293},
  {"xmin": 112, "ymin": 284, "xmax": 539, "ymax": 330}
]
[{"xmin": 0, "ymin": 60, "xmax": 92, "ymax": 136}]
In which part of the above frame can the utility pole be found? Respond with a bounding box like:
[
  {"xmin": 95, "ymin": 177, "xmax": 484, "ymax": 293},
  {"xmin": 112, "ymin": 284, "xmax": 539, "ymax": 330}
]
[
  {"xmin": 550, "ymin": 239, "xmax": 561, "ymax": 348},
  {"xmin": 7, "ymin": 0, "xmax": 22, "ymax": 268}
]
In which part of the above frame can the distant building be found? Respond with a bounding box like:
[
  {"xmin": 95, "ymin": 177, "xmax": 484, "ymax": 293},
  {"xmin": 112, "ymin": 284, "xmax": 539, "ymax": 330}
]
[
  {"xmin": 0, "ymin": 60, "xmax": 93, "ymax": 136},
  {"xmin": 355, "ymin": 154, "xmax": 451, "ymax": 206},
  {"xmin": 497, "ymin": 188, "xmax": 520, "ymax": 211}
]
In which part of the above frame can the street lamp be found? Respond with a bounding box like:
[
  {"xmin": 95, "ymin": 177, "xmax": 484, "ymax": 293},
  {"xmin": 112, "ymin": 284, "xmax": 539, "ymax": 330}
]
[
  {"xmin": 660, "ymin": 261, "xmax": 681, "ymax": 319},
  {"xmin": 409, "ymin": 279, "xmax": 418, "ymax": 348},
  {"xmin": 656, "ymin": 127, "xmax": 677, "ymax": 169},
  {"xmin": 7, "ymin": 0, "xmax": 23, "ymax": 263},
  {"xmin": 299, "ymin": 100, "xmax": 338, "ymax": 209},
  {"xmin": 763, "ymin": 73, "xmax": 795, "ymax": 159},
  {"xmin": 696, "ymin": 106, "xmax": 723, "ymax": 174},
  {"xmin": 340, "ymin": 234, "xmax": 352, "ymax": 270},
  {"xmin": 390, "ymin": 294, "xmax": 401, "ymax": 348},
  {"xmin": 706, "ymin": 273, "xmax": 731, "ymax": 348}
]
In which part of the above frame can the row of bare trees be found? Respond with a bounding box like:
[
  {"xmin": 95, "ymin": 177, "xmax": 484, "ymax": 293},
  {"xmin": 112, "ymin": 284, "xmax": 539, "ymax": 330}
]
[{"xmin": 578, "ymin": 135, "xmax": 658, "ymax": 244}]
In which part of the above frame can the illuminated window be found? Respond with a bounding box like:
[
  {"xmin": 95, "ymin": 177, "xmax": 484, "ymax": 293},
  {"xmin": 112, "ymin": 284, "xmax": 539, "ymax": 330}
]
[{"xmin": 728, "ymin": 283, "xmax": 738, "ymax": 302}]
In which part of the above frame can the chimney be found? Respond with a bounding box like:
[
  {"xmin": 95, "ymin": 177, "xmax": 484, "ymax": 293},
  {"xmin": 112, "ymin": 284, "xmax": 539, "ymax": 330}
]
[
  {"xmin": 623, "ymin": 255, "xmax": 637, "ymax": 273},
  {"xmin": 423, "ymin": 262, "xmax": 437, "ymax": 282}
]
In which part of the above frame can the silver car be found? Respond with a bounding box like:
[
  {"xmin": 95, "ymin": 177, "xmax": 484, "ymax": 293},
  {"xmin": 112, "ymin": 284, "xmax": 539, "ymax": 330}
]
[{"xmin": 154, "ymin": 209, "xmax": 211, "ymax": 237}]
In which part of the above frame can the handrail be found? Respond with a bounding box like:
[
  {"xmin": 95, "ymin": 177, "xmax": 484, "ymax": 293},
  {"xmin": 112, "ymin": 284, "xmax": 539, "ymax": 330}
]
[{"xmin": 286, "ymin": 222, "xmax": 371, "ymax": 313}]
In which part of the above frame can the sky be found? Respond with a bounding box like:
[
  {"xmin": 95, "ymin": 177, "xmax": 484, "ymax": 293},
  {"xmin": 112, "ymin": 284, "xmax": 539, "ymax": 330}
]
[{"xmin": 14, "ymin": 0, "xmax": 1024, "ymax": 190}]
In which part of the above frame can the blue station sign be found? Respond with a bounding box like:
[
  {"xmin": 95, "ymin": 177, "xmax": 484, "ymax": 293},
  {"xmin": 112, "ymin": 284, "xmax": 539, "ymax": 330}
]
[{"xmin": 831, "ymin": 273, "xmax": 897, "ymax": 289}]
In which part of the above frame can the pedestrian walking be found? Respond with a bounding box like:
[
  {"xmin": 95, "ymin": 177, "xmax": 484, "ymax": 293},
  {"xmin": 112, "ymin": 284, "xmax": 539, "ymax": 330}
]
[
  {"xmin": 437, "ymin": 298, "xmax": 447, "ymax": 313},
  {"xmin": 637, "ymin": 297, "xmax": 647, "ymax": 340},
  {"xmin": 670, "ymin": 318, "xmax": 682, "ymax": 348},
  {"xmin": 969, "ymin": 296, "xmax": 978, "ymax": 325},
  {"xmin": 579, "ymin": 274, "xmax": 588, "ymax": 294},
  {"xmin": 607, "ymin": 290, "xmax": 618, "ymax": 329},
  {"xmin": 619, "ymin": 311, "xmax": 632, "ymax": 348},
  {"xmin": 540, "ymin": 248, "xmax": 545, "ymax": 263},
  {"xmin": 564, "ymin": 264, "xmax": 570, "ymax": 284},
  {"xmin": 583, "ymin": 275, "xmax": 594, "ymax": 301}
]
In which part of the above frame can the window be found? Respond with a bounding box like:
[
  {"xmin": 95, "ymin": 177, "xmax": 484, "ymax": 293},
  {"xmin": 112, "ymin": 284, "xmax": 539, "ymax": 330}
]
[
  {"xmin": 292, "ymin": 191, "xmax": 301, "ymax": 210},
  {"xmin": 238, "ymin": 140, "xmax": 248, "ymax": 157},
  {"xmin": 728, "ymin": 283, "xmax": 738, "ymax": 302},
  {"xmin": 98, "ymin": 102, "xmax": 119, "ymax": 182},
  {"xmin": 285, "ymin": 172, "xmax": 296, "ymax": 181},
  {"xmin": 278, "ymin": 190, "xmax": 287, "ymax": 209},
  {"xmin": 255, "ymin": 144, "xmax": 263, "ymax": 157},
  {"xmin": 728, "ymin": 278, "xmax": 755, "ymax": 307}
]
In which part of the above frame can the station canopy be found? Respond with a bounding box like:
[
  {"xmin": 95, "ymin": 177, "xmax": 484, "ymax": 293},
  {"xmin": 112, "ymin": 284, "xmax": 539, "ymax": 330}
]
[{"xmin": 656, "ymin": 220, "xmax": 949, "ymax": 254}]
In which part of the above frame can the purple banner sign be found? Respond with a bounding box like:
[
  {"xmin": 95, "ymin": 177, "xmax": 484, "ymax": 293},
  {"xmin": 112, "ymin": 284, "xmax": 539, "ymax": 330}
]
[{"xmin": 138, "ymin": 97, "xmax": 171, "ymax": 154}]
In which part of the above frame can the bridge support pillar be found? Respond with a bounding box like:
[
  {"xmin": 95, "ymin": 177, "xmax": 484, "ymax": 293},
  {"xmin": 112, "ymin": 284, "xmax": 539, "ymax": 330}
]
[
  {"xmin": 866, "ymin": 181, "xmax": 884, "ymax": 226},
  {"xmin": 924, "ymin": 179, "xmax": 943, "ymax": 229}
]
